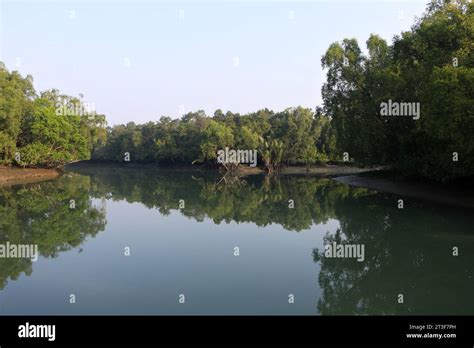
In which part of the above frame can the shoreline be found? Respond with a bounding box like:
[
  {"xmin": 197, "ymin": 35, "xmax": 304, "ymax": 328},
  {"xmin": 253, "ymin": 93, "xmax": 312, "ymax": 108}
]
[
  {"xmin": 3, "ymin": 162, "xmax": 472, "ymax": 209},
  {"xmin": 66, "ymin": 162, "xmax": 473, "ymax": 208},
  {"xmin": 0, "ymin": 166, "xmax": 62, "ymax": 187},
  {"xmin": 334, "ymin": 174, "xmax": 474, "ymax": 209},
  {"xmin": 65, "ymin": 161, "xmax": 386, "ymax": 176}
]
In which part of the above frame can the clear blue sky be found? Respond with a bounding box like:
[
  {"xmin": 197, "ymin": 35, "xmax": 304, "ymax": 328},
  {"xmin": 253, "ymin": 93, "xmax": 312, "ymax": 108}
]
[{"xmin": 1, "ymin": 0, "xmax": 427, "ymax": 125}]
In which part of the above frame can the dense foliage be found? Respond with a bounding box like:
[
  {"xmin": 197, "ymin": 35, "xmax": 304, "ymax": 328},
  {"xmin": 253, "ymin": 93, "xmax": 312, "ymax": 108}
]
[
  {"xmin": 0, "ymin": 65, "xmax": 107, "ymax": 167},
  {"xmin": 321, "ymin": 0, "xmax": 473, "ymax": 181},
  {"xmin": 93, "ymin": 0, "xmax": 473, "ymax": 181},
  {"xmin": 1, "ymin": 0, "xmax": 472, "ymax": 182},
  {"xmin": 92, "ymin": 108, "xmax": 337, "ymax": 169}
]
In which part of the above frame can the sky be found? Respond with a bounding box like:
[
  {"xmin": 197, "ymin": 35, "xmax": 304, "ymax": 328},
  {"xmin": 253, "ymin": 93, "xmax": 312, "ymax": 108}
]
[{"xmin": 0, "ymin": 0, "xmax": 428, "ymax": 125}]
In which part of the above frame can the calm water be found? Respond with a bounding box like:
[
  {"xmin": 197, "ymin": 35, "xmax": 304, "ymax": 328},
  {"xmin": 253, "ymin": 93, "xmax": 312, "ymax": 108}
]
[{"xmin": 0, "ymin": 165, "xmax": 473, "ymax": 315}]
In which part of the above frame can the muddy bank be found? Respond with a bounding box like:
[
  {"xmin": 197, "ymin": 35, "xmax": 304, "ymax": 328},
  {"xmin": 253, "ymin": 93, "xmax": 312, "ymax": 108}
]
[
  {"xmin": 334, "ymin": 174, "xmax": 474, "ymax": 209},
  {"xmin": 67, "ymin": 161, "xmax": 386, "ymax": 177},
  {"xmin": 0, "ymin": 166, "xmax": 62, "ymax": 187},
  {"xmin": 235, "ymin": 164, "xmax": 386, "ymax": 176},
  {"xmin": 280, "ymin": 164, "xmax": 386, "ymax": 176}
]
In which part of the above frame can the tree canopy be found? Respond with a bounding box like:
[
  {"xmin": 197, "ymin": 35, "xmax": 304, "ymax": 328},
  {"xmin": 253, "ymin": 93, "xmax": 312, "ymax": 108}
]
[
  {"xmin": 1, "ymin": 0, "xmax": 472, "ymax": 182},
  {"xmin": 0, "ymin": 66, "xmax": 107, "ymax": 167},
  {"xmin": 92, "ymin": 107, "xmax": 336, "ymax": 170},
  {"xmin": 321, "ymin": 0, "xmax": 473, "ymax": 181}
]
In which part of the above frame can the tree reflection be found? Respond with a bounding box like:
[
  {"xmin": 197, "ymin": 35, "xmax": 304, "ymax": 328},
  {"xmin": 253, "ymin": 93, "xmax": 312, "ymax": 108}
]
[
  {"xmin": 313, "ymin": 194, "xmax": 474, "ymax": 315},
  {"xmin": 75, "ymin": 165, "xmax": 373, "ymax": 232},
  {"xmin": 0, "ymin": 174, "xmax": 106, "ymax": 289},
  {"xmin": 2, "ymin": 165, "xmax": 473, "ymax": 315}
]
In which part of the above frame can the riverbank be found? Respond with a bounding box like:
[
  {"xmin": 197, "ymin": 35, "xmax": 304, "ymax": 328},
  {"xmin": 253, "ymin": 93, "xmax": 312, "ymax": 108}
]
[
  {"xmin": 233, "ymin": 164, "xmax": 387, "ymax": 176},
  {"xmin": 0, "ymin": 166, "xmax": 62, "ymax": 187},
  {"xmin": 334, "ymin": 173, "xmax": 474, "ymax": 209},
  {"xmin": 280, "ymin": 164, "xmax": 386, "ymax": 176},
  {"xmin": 5, "ymin": 162, "xmax": 471, "ymax": 209},
  {"xmin": 66, "ymin": 160, "xmax": 386, "ymax": 177},
  {"xmin": 63, "ymin": 161, "xmax": 474, "ymax": 209}
]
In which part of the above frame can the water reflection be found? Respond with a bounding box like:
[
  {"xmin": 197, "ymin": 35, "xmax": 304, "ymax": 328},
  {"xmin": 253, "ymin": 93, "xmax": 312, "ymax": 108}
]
[
  {"xmin": 313, "ymin": 193, "xmax": 474, "ymax": 315},
  {"xmin": 81, "ymin": 166, "xmax": 371, "ymax": 231},
  {"xmin": 0, "ymin": 165, "xmax": 473, "ymax": 314},
  {"xmin": 0, "ymin": 174, "xmax": 106, "ymax": 290}
]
